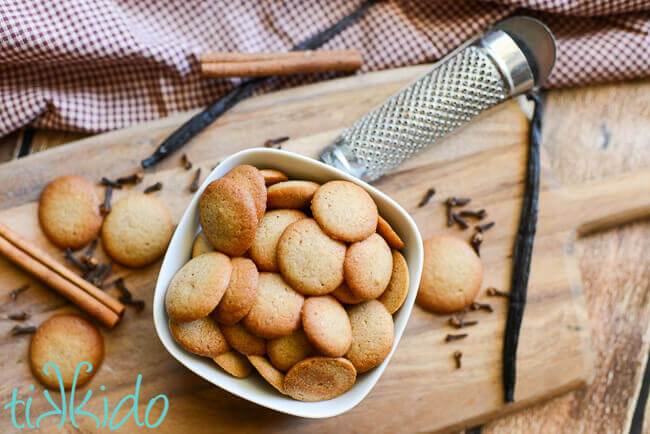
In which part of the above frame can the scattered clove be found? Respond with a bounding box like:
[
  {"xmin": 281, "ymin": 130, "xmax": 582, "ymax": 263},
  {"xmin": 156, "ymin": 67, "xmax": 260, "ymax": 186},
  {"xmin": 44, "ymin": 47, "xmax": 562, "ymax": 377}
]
[
  {"xmin": 470, "ymin": 301, "xmax": 493, "ymax": 313},
  {"xmin": 117, "ymin": 172, "xmax": 144, "ymax": 185},
  {"xmin": 453, "ymin": 350, "xmax": 463, "ymax": 369},
  {"xmin": 64, "ymin": 248, "xmax": 90, "ymax": 273},
  {"xmin": 99, "ymin": 185, "xmax": 113, "ymax": 216},
  {"xmin": 91, "ymin": 263, "xmax": 112, "ymax": 287},
  {"xmin": 119, "ymin": 297, "xmax": 145, "ymax": 311},
  {"xmin": 487, "ymin": 287, "xmax": 510, "ymax": 298},
  {"xmin": 449, "ymin": 316, "xmax": 478, "ymax": 329},
  {"xmin": 144, "ymin": 182, "xmax": 163, "ymax": 194},
  {"xmin": 8, "ymin": 312, "xmax": 29, "ymax": 321},
  {"xmin": 470, "ymin": 232, "xmax": 483, "ymax": 256},
  {"xmin": 476, "ymin": 221, "xmax": 495, "ymax": 233},
  {"xmin": 9, "ymin": 284, "xmax": 29, "ymax": 301},
  {"xmin": 181, "ymin": 154, "xmax": 193, "ymax": 170},
  {"xmin": 189, "ymin": 168, "xmax": 201, "ymax": 193},
  {"xmin": 459, "ymin": 209, "xmax": 487, "ymax": 220},
  {"xmin": 446, "ymin": 205, "xmax": 454, "ymax": 227},
  {"xmin": 82, "ymin": 239, "xmax": 99, "ymax": 269},
  {"xmin": 417, "ymin": 188, "xmax": 436, "ymax": 208},
  {"xmin": 446, "ymin": 197, "xmax": 471, "ymax": 207},
  {"xmin": 452, "ymin": 213, "xmax": 469, "ymax": 230},
  {"xmin": 83, "ymin": 265, "xmax": 103, "ymax": 283},
  {"xmin": 264, "ymin": 136, "xmax": 289, "ymax": 148},
  {"xmin": 445, "ymin": 333, "xmax": 468, "ymax": 342},
  {"xmin": 11, "ymin": 325, "xmax": 36, "ymax": 336},
  {"xmin": 101, "ymin": 177, "xmax": 123, "ymax": 189}
]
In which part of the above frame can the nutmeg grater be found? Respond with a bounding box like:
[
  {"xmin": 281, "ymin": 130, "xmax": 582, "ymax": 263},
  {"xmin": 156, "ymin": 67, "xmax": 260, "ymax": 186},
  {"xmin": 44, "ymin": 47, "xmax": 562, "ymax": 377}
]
[{"xmin": 319, "ymin": 16, "xmax": 556, "ymax": 181}]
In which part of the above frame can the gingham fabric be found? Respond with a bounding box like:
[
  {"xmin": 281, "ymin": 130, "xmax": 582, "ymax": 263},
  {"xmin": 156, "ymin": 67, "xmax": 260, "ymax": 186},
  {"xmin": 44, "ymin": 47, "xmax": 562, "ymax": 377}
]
[{"xmin": 0, "ymin": 0, "xmax": 648, "ymax": 136}]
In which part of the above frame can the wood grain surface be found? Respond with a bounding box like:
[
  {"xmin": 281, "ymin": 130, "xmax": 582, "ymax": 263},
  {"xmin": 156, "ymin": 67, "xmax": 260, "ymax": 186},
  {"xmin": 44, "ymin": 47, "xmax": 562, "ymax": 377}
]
[{"xmin": 0, "ymin": 69, "xmax": 647, "ymax": 433}]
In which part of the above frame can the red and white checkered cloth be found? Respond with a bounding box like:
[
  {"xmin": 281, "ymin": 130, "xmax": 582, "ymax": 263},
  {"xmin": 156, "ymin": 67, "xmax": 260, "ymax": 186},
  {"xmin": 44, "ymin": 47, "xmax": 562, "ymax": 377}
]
[{"xmin": 1, "ymin": 0, "xmax": 648, "ymax": 136}]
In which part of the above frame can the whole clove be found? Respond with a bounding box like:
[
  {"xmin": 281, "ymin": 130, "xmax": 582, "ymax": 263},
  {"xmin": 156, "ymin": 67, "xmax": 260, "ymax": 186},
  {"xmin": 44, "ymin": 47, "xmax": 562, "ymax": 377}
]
[
  {"xmin": 452, "ymin": 213, "xmax": 469, "ymax": 230},
  {"xmin": 91, "ymin": 263, "xmax": 112, "ymax": 287},
  {"xmin": 446, "ymin": 197, "xmax": 471, "ymax": 207},
  {"xmin": 453, "ymin": 350, "xmax": 463, "ymax": 369},
  {"xmin": 476, "ymin": 221, "xmax": 495, "ymax": 233},
  {"xmin": 9, "ymin": 284, "xmax": 29, "ymax": 301},
  {"xmin": 144, "ymin": 182, "xmax": 163, "ymax": 194},
  {"xmin": 117, "ymin": 172, "xmax": 144, "ymax": 185},
  {"xmin": 11, "ymin": 325, "xmax": 36, "ymax": 336},
  {"xmin": 445, "ymin": 333, "xmax": 468, "ymax": 342},
  {"xmin": 459, "ymin": 209, "xmax": 487, "ymax": 220},
  {"xmin": 470, "ymin": 232, "xmax": 483, "ymax": 256},
  {"xmin": 417, "ymin": 188, "xmax": 436, "ymax": 208},
  {"xmin": 83, "ymin": 264, "xmax": 103, "ymax": 283},
  {"xmin": 119, "ymin": 297, "xmax": 145, "ymax": 311},
  {"xmin": 99, "ymin": 185, "xmax": 114, "ymax": 216},
  {"xmin": 181, "ymin": 154, "xmax": 193, "ymax": 170},
  {"xmin": 264, "ymin": 136, "xmax": 289, "ymax": 148},
  {"xmin": 101, "ymin": 177, "xmax": 123, "ymax": 189},
  {"xmin": 82, "ymin": 239, "xmax": 99, "ymax": 269},
  {"xmin": 189, "ymin": 168, "xmax": 201, "ymax": 193},
  {"xmin": 64, "ymin": 248, "xmax": 90, "ymax": 272},
  {"xmin": 446, "ymin": 205, "xmax": 454, "ymax": 227},
  {"xmin": 449, "ymin": 316, "xmax": 478, "ymax": 329},
  {"xmin": 114, "ymin": 278, "xmax": 132, "ymax": 299},
  {"xmin": 470, "ymin": 301, "xmax": 493, "ymax": 313},
  {"xmin": 487, "ymin": 287, "xmax": 510, "ymax": 298},
  {"xmin": 8, "ymin": 312, "xmax": 29, "ymax": 321}
]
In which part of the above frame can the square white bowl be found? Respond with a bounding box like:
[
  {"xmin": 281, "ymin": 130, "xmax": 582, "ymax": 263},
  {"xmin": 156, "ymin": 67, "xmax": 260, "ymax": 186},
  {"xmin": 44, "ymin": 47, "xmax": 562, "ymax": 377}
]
[{"xmin": 152, "ymin": 148, "xmax": 423, "ymax": 418}]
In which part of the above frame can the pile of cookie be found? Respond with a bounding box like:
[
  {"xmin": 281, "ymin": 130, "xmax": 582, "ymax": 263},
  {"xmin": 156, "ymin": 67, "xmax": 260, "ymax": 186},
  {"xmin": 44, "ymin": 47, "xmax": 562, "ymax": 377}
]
[{"xmin": 165, "ymin": 165, "xmax": 409, "ymax": 402}]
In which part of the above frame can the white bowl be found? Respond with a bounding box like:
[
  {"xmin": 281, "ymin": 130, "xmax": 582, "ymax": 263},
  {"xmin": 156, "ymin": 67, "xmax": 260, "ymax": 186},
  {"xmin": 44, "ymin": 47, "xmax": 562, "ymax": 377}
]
[{"xmin": 152, "ymin": 148, "xmax": 423, "ymax": 418}]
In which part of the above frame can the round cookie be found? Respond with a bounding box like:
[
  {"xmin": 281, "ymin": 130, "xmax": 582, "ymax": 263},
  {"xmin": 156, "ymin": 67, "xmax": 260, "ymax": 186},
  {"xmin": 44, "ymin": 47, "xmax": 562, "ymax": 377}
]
[
  {"xmin": 39, "ymin": 175, "xmax": 103, "ymax": 249},
  {"xmin": 344, "ymin": 233, "xmax": 393, "ymax": 300},
  {"xmin": 212, "ymin": 257, "xmax": 259, "ymax": 325},
  {"xmin": 192, "ymin": 231, "xmax": 215, "ymax": 257},
  {"xmin": 214, "ymin": 351, "xmax": 253, "ymax": 378},
  {"xmin": 301, "ymin": 296, "xmax": 352, "ymax": 357},
  {"xmin": 260, "ymin": 169, "xmax": 288, "ymax": 186},
  {"xmin": 267, "ymin": 329, "xmax": 315, "ymax": 372},
  {"xmin": 417, "ymin": 235, "xmax": 483, "ymax": 313},
  {"xmin": 346, "ymin": 300, "xmax": 394, "ymax": 373},
  {"xmin": 198, "ymin": 177, "xmax": 258, "ymax": 256},
  {"xmin": 283, "ymin": 357, "xmax": 356, "ymax": 402},
  {"xmin": 220, "ymin": 322, "xmax": 266, "ymax": 356},
  {"xmin": 248, "ymin": 209, "xmax": 307, "ymax": 272},
  {"xmin": 267, "ymin": 180, "xmax": 320, "ymax": 209},
  {"xmin": 242, "ymin": 272, "xmax": 304, "ymax": 339},
  {"xmin": 377, "ymin": 216, "xmax": 405, "ymax": 250},
  {"xmin": 224, "ymin": 165, "xmax": 267, "ymax": 221},
  {"xmin": 165, "ymin": 252, "xmax": 232, "ymax": 323},
  {"xmin": 311, "ymin": 180, "xmax": 378, "ymax": 242},
  {"xmin": 277, "ymin": 219, "xmax": 346, "ymax": 295},
  {"xmin": 331, "ymin": 283, "xmax": 364, "ymax": 305},
  {"xmin": 378, "ymin": 250, "xmax": 410, "ymax": 314},
  {"xmin": 29, "ymin": 314, "xmax": 104, "ymax": 389},
  {"xmin": 169, "ymin": 317, "xmax": 229, "ymax": 357},
  {"xmin": 248, "ymin": 355, "xmax": 286, "ymax": 394},
  {"xmin": 102, "ymin": 194, "xmax": 173, "ymax": 267}
]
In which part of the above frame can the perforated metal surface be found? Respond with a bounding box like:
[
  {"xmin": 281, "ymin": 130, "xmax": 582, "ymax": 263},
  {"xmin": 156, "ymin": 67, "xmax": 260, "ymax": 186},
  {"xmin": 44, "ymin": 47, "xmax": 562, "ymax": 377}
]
[{"xmin": 321, "ymin": 45, "xmax": 509, "ymax": 181}]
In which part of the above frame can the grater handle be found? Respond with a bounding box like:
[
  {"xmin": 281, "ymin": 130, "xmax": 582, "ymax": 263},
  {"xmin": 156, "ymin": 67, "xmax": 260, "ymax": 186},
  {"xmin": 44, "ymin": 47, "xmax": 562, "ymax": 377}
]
[{"xmin": 320, "ymin": 19, "xmax": 555, "ymax": 182}]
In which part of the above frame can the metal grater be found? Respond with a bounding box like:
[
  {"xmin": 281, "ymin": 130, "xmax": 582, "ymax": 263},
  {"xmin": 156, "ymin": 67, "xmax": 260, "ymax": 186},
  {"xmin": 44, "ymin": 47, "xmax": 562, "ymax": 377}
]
[{"xmin": 320, "ymin": 17, "xmax": 556, "ymax": 181}]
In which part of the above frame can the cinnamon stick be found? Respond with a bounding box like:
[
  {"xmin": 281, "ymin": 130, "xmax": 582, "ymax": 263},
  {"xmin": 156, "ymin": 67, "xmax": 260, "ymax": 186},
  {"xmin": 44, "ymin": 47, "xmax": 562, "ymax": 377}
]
[{"xmin": 200, "ymin": 49, "xmax": 363, "ymax": 78}]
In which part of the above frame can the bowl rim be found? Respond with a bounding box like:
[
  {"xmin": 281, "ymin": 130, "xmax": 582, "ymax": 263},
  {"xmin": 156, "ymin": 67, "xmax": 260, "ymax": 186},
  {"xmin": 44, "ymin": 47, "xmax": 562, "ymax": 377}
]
[{"xmin": 152, "ymin": 148, "xmax": 423, "ymax": 418}]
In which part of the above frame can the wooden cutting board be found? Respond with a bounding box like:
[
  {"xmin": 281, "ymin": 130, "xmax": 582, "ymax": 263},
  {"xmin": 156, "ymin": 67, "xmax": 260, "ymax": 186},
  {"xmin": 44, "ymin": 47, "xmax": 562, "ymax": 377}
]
[{"xmin": 0, "ymin": 64, "xmax": 648, "ymax": 433}]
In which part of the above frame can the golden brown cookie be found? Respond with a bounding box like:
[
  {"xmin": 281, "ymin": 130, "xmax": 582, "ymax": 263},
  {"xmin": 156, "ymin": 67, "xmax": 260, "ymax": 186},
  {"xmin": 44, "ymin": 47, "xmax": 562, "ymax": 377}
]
[
  {"xmin": 29, "ymin": 314, "xmax": 104, "ymax": 389},
  {"xmin": 283, "ymin": 357, "xmax": 356, "ymax": 402},
  {"xmin": 311, "ymin": 180, "xmax": 378, "ymax": 242},
  {"xmin": 417, "ymin": 235, "xmax": 483, "ymax": 313},
  {"xmin": 267, "ymin": 180, "xmax": 320, "ymax": 209},
  {"xmin": 101, "ymin": 193, "xmax": 173, "ymax": 267},
  {"xmin": 220, "ymin": 322, "xmax": 266, "ymax": 356},
  {"xmin": 267, "ymin": 329, "xmax": 315, "ymax": 372},
  {"xmin": 192, "ymin": 231, "xmax": 215, "ymax": 257},
  {"xmin": 378, "ymin": 250, "xmax": 410, "ymax": 314},
  {"xmin": 212, "ymin": 257, "xmax": 259, "ymax": 325},
  {"xmin": 248, "ymin": 355, "xmax": 286, "ymax": 394},
  {"xmin": 198, "ymin": 177, "xmax": 258, "ymax": 256},
  {"xmin": 346, "ymin": 300, "xmax": 394, "ymax": 373},
  {"xmin": 301, "ymin": 296, "xmax": 352, "ymax": 357},
  {"xmin": 277, "ymin": 219, "xmax": 346, "ymax": 295},
  {"xmin": 248, "ymin": 209, "xmax": 307, "ymax": 272},
  {"xmin": 169, "ymin": 317, "xmax": 229, "ymax": 357},
  {"xmin": 224, "ymin": 165, "xmax": 267, "ymax": 221},
  {"xmin": 165, "ymin": 252, "xmax": 232, "ymax": 323},
  {"xmin": 213, "ymin": 351, "xmax": 253, "ymax": 378},
  {"xmin": 260, "ymin": 169, "xmax": 288, "ymax": 186},
  {"xmin": 331, "ymin": 283, "xmax": 364, "ymax": 305},
  {"xmin": 344, "ymin": 233, "xmax": 393, "ymax": 300},
  {"xmin": 39, "ymin": 175, "xmax": 103, "ymax": 249},
  {"xmin": 377, "ymin": 216, "xmax": 405, "ymax": 250},
  {"xmin": 242, "ymin": 272, "xmax": 304, "ymax": 339}
]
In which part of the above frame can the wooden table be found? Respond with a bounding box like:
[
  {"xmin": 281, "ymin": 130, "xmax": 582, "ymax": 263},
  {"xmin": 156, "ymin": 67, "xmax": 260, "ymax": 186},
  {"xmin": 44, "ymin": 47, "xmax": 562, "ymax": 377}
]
[{"xmin": 0, "ymin": 79, "xmax": 648, "ymax": 433}]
